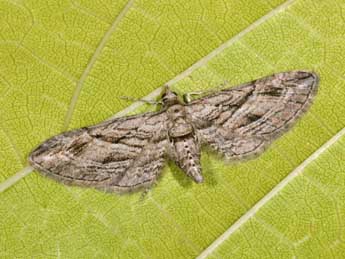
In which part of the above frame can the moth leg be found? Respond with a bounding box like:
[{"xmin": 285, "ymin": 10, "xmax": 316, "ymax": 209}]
[
  {"xmin": 120, "ymin": 96, "xmax": 163, "ymax": 105},
  {"xmin": 139, "ymin": 179, "xmax": 159, "ymax": 201},
  {"xmin": 140, "ymin": 187, "xmax": 150, "ymax": 201},
  {"xmin": 183, "ymin": 80, "xmax": 230, "ymax": 103},
  {"xmin": 183, "ymin": 91, "xmax": 206, "ymax": 103}
]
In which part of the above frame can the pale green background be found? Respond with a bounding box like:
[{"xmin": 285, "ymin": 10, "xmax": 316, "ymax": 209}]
[{"xmin": 1, "ymin": 0, "xmax": 345, "ymax": 258}]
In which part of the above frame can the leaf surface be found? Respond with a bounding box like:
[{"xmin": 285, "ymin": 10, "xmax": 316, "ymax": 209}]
[{"xmin": 1, "ymin": 0, "xmax": 345, "ymax": 258}]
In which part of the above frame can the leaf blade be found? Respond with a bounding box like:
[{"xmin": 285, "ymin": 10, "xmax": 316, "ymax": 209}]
[{"xmin": 1, "ymin": 1, "xmax": 344, "ymax": 258}]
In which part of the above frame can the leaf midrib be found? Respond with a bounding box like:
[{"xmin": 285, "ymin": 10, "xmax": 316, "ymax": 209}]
[{"xmin": 0, "ymin": 0, "xmax": 295, "ymax": 193}]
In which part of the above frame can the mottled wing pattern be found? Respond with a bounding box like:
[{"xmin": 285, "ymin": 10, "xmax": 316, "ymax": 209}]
[
  {"xmin": 29, "ymin": 111, "xmax": 168, "ymax": 192},
  {"xmin": 185, "ymin": 71, "xmax": 319, "ymax": 160}
]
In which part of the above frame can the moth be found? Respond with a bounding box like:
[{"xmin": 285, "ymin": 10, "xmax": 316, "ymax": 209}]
[{"xmin": 29, "ymin": 71, "xmax": 319, "ymax": 193}]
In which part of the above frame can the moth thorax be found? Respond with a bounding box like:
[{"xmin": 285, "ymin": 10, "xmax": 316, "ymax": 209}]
[
  {"xmin": 167, "ymin": 104, "xmax": 186, "ymax": 119},
  {"xmin": 168, "ymin": 120, "xmax": 193, "ymax": 138}
]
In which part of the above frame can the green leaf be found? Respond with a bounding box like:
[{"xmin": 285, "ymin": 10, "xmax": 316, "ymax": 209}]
[{"xmin": 1, "ymin": 0, "xmax": 344, "ymax": 258}]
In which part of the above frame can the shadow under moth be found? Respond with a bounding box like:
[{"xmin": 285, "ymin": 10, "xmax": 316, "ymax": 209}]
[{"xmin": 29, "ymin": 71, "xmax": 319, "ymax": 193}]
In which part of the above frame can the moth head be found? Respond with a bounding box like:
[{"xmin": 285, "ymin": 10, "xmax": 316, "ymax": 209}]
[{"xmin": 161, "ymin": 85, "xmax": 179, "ymax": 107}]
